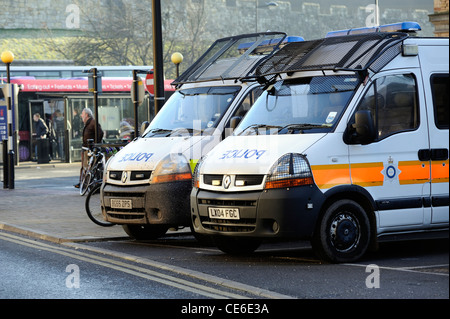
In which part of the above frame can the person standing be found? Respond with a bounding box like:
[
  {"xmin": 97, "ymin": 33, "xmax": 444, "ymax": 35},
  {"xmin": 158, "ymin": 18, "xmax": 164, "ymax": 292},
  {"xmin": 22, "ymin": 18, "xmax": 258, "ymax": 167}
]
[
  {"xmin": 32, "ymin": 113, "xmax": 49, "ymax": 162},
  {"xmin": 53, "ymin": 110, "xmax": 65, "ymax": 161},
  {"xmin": 74, "ymin": 108, "xmax": 104, "ymax": 188},
  {"xmin": 72, "ymin": 108, "xmax": 82, "ymax": 139}
]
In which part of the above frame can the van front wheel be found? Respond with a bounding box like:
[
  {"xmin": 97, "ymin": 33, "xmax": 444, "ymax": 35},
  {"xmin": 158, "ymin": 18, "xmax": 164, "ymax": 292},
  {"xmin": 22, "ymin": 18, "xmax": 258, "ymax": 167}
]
[{"xmin": 312, "ymin": 199, "xmax": 371, "ymax": 263}]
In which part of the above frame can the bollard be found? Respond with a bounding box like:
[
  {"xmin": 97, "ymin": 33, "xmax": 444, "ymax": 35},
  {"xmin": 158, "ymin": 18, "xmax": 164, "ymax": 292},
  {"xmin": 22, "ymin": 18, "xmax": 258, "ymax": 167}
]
[
  {"xmin": 2, "ymin": 140, "xmax": 8, "ymax": 189},
  {"xmin": 8, "ymin": 149, "xmax": 14, "ymax": 189}
]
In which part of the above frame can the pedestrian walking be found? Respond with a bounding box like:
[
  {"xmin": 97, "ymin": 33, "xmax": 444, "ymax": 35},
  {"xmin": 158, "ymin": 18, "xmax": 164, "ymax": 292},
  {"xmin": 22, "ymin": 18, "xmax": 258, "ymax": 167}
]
[{"xmin": 74, "ymin": 108, "xmax": 104, "ymax": 188}]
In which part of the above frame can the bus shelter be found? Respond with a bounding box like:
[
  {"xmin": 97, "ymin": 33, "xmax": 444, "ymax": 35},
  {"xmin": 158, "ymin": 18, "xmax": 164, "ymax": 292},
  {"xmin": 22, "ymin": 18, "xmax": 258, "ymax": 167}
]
[{"xmin": 8, "ymin": 76, "xmax": 174, "ymax": 163}]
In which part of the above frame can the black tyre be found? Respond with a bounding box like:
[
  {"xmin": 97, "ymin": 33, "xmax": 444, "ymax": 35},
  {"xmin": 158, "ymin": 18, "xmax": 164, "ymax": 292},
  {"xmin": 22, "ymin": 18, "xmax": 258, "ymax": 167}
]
[
  {"xmin": 80, "ymin": 170, "xmax": 91, "ymax": 196},
  {"xmin": 122, "ymin": 224, "xmax": 169, "ymax": 240},
  {"xmin": 189, "ymin": 225, "xmax": 214, "ymax": 246},
  {"xmin": 312, "ymin": 199, "xmax": 371, "ymax": 263},
  {"xmin": 85, "ymin": 183, "xmax": 115, "ymax": 227},
  {"xmin": 213, "ymin": 237, "xmax": 261, "ymax": 255}
]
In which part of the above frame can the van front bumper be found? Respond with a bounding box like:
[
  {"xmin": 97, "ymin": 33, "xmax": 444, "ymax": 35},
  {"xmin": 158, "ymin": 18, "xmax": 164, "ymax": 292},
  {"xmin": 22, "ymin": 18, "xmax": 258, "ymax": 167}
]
[
  {"xmin": 191, "ymin": 185, "xmax": 325, "ymax": 239},
  {"xmin": 101, "ymin": 181, "xmax": 192, "ymax": 226}
]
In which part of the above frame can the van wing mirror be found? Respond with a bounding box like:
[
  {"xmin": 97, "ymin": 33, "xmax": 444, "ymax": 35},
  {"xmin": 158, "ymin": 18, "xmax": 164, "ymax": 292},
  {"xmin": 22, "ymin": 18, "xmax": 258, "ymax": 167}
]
[
  {"xmin": 344, "ymin": 110, "xmax": 376, "ymax": 145},
  {"xmin": 140, "ymin": 121, "xmax": 150, "ymax": 136},
  {"xmin": 229, "ymin": 116, "xmax": 242, "ymax": 130},
  {"xmin": 222, "ymin": 116, "xmax": 243, "ymax": 140}
]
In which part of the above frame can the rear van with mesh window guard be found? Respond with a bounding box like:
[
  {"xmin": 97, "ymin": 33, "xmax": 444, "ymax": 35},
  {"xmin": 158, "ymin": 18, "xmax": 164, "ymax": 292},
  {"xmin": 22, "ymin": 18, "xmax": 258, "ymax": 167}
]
[{"xmin": 100, "ymin": 32, "xmax": 304, "ymax": 240}]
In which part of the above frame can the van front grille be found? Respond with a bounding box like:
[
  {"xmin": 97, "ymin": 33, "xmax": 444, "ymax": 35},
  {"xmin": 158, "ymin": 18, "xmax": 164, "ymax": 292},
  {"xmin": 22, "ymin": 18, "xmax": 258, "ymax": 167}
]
[
  {"xmin": 203, "ymin": 174, "xmax": 264, "ymax": 187},
  {"xmin": 198, "ymin": 199, "xmax": 257, "ymax": 207}
]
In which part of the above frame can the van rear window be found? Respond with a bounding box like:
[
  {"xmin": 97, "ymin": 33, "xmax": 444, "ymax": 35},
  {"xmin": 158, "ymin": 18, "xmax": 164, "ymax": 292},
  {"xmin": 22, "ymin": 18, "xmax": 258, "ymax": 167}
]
[{"xmin": 431, "ymin": 74, "xmax": 449, "ymax": 129}]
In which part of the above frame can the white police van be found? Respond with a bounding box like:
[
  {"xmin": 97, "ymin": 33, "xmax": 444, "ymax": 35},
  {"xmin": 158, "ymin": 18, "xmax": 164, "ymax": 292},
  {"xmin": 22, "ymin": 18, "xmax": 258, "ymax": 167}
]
[
  {"xmin": 100, "ymin": 32, "xmax": 304, "ymax": 240},
  {"xmin": 191, "ymin": 22, "xmax": 449, "ymax": 262}
]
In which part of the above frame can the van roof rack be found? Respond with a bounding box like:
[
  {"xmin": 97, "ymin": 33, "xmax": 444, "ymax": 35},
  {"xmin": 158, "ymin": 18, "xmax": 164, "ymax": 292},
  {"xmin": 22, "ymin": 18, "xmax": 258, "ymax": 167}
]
[
  {"xmin": 172, "ymin": 32, "xmax": 304, "ymax": 86},
  {"xmin": 255, "ymin": 32, "xmax": 410, "ymax": 85}
]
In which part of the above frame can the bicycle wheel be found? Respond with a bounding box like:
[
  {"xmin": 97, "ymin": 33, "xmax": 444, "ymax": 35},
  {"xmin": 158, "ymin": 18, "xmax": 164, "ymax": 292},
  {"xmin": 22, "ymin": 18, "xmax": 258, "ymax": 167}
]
[
  {"xmin": 85, "ymin": 183, "xmax": 115, "ymax": 227},
  {"xmin": 80, "ymin": 170, "xmax": 92, "ymax": 196}
]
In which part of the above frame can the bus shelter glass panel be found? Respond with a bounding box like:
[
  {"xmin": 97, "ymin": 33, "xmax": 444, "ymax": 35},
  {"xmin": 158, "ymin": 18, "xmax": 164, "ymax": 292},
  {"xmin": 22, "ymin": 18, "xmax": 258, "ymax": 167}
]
[{"xmin": 67, "ymin": 95, "xmax": 150, "ymax": 162}]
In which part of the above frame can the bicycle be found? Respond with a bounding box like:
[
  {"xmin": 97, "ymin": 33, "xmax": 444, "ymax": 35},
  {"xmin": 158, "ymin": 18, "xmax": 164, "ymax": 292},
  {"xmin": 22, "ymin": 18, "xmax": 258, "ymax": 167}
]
[
  {"xmin": 85, "ymin": 181, "xmax": 115, "ymax": 227},
  {"xmin": 84, "ymin": 144, "xmax": 123, "ymax": 226},
  {"xmin": 79, "ymin": 144, "xmax": 105, "ymax": 196}
]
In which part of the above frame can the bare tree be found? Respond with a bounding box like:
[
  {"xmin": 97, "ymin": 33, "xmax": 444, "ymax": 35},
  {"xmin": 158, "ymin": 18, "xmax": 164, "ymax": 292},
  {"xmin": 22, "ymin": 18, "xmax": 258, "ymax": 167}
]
[{"xmin": 45, "ymin": 0, "xmax": 210, "ymax": 78}]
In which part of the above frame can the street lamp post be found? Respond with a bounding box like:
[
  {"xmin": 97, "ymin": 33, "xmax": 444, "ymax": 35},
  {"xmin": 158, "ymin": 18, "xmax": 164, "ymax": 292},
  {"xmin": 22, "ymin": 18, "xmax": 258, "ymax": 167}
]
[
  {"xmin": 1, "ymin": 50, "xmax": 15, "ymax": 189},
  {"xmin": 171, "ymin": 52, "xmax": 184, "ymax": 78},
  {"xmin": 375, "ymin": 0, "xmax": 380, "ymax": 26},
  {"xmin": 152, "ymin": 0, "xmax": 165, "ymax": 115}
]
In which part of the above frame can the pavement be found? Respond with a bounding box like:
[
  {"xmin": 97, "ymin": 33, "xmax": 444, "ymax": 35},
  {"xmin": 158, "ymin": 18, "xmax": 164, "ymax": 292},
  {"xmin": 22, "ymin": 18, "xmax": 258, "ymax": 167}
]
[{"xmin": 0, "ymin": 161, "xmax": 136, "ymax": 243}]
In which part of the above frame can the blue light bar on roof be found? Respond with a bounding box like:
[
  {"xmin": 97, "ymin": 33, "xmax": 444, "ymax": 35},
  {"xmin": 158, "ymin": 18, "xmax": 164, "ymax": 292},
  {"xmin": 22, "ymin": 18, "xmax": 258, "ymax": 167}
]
[
  {"xmin": 326, "ymin": 21, "xmax": 422, "ymax": 38},
  {"xmin": 237, "ymin": 36, "xmax": 304, "ymax": 52},
  {"xmin": 379, "ymin": 21, "xmax": 421, "ymax": 32}
]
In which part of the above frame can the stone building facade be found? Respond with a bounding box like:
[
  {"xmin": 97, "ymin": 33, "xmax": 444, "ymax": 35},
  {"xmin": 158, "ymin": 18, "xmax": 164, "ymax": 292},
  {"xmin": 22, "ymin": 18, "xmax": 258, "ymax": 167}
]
[
  {"xmin": 0, "ymin": 0, "xmax": 436, "ymax": 40},
  {"xmin": 429, "ymin": 0, "xmax": 449, "ymax": 36}
]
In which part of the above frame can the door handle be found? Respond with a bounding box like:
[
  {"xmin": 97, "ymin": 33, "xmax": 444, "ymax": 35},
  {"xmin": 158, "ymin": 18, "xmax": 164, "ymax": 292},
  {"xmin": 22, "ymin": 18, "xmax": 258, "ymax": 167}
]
[
  {"xmin": 418, "ymin": 149, "xmax": 430, "ymax": 161},
  {"xmin": 418, "ymin": 148, "xmax": 449, "ymax": 161},
  {"xmin": 431, "ymin": 148, "xmax": 449, "ymax": 161}
]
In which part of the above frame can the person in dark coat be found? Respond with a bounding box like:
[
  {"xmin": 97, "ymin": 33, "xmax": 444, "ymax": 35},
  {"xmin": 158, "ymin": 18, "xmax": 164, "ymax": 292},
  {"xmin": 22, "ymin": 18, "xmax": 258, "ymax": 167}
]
[
  {"xmin": 72, "ymin": 108, "xmax": 82, "ymax": 138},
  {"xmin": 33, "ymin": 113, "xmax": 49, "ymax": 162},
  {"xmin": 33, "ymin": 113, "xmax": 49, "ymax": 139},
  {"xmin": 74, "ymin": 108, "xmax": 104, "ymax": 188},
  {"xmin": 81, "ymin": 108, "xmax": 104, "ymax": 147}
]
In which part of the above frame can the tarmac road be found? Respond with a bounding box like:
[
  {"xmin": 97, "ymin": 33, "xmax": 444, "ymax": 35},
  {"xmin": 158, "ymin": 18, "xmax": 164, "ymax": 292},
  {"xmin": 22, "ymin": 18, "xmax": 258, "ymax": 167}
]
[{"xmin": 0, "ymin": 161, "xmax": 448, "ymax": 302}]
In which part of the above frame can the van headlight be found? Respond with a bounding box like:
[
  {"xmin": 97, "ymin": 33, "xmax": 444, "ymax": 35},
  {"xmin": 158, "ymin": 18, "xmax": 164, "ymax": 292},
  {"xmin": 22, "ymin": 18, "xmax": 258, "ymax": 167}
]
[
  {"xmin": 192, "ymin": 155, "xmax": 207, "ymax": 189},
  {"xmin": 150, "ymin": 153, "xmax": 192, "ymax": 184},
  {"xmin": 103, "ymin": 156, "xmax": 113, "ymax": 183},
  {"xmin": 265, "ymin": 153, "xmax": 314, "ymax": 189}
]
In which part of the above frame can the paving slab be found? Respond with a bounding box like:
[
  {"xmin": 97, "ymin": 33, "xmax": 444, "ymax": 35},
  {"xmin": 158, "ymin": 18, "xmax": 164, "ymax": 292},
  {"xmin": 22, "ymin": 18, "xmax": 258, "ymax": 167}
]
[{"xmin": 0, "ymin": 161, "xmax": 130, "ymax": 243}]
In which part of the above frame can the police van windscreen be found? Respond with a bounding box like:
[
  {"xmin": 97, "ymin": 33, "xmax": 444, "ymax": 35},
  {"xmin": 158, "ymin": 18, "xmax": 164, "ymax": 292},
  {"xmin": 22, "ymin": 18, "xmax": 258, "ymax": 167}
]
[
  {"xmin": 234, "ymin": 75, "xmax": 361, "ymax": 136},
  {"xmin": 143, "ymin": 86, "xmax": 241, "ymax": 137}
]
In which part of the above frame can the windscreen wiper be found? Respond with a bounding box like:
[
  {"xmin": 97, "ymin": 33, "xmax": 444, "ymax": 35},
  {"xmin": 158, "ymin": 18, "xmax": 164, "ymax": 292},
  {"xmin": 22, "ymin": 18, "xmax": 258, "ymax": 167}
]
[
  {"xmin": 279, "ymin": 123, "xmax": 327, "ymax": 134},
  {"xmin": 239, "ymin": 124, "xmax": 283, "ymax": 135},
  {"xmin": 144, "ymin": 128, "xmax": 172, "ymax": 137},
  {"xmin": 170, "ymin": 127, "xmax": 203, "ymax": 136}
]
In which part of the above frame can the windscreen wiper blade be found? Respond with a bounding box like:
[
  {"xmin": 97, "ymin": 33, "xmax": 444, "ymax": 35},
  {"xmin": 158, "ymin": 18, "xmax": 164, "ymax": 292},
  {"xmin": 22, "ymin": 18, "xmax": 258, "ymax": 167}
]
[
  {"xmin": 239, "ymin": 124, "xmax": 283, "ymax": 135},
  {"xmin": 279, "ymin": 123, "xmax": 327, "ymax": 133},
  {"xmin": 144, "ymin": 128, "xmax": 173, "ymax": 137}
]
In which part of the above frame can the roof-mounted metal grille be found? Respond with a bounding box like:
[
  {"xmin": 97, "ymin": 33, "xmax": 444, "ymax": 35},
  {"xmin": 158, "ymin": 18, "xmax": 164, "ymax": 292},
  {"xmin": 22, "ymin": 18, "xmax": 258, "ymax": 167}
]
[
  {"xmin": 172, "ymin": 32, "xmax": 302, "ymax": 86},
  {"xmin": 255, "ymin": 32, "xmax": 409, "ymax": 84}
]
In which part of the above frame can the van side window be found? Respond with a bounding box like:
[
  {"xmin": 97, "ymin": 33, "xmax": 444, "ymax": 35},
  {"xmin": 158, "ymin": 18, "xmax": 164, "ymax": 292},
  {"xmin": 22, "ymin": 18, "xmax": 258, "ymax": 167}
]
[
  {"xmin": 431, "ymin": 74, "xmax": 449, "ymax": 129},
  {"xmin": 356, "ymin": 74, "xmax": 419, "ymax": 140}
]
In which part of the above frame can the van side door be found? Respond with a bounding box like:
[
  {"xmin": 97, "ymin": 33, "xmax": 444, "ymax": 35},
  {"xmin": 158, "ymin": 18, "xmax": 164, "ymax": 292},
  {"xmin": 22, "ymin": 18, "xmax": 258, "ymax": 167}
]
[
  {"xmin": 424, "ymin": 73, "xmax": 449, "ymax": 225},
  {"xmin": 417, "ymin": 42, "xmax": 449, "ymax": 226},
  {"xmin": 346, "ymin": 71, "xmax": 430, "ymax": 231}
]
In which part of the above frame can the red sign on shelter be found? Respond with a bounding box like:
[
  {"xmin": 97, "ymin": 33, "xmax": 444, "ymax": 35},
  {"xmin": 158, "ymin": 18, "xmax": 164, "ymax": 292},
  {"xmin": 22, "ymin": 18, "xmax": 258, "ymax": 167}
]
[{"xmin": 145, "ymin": 71, "xmax": 154, "ymax": 95}]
